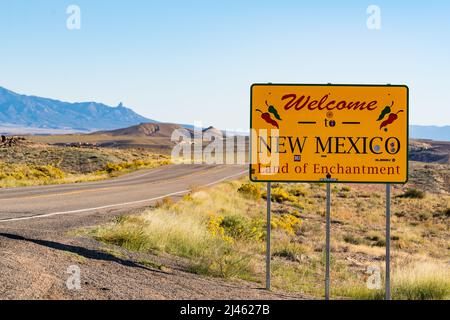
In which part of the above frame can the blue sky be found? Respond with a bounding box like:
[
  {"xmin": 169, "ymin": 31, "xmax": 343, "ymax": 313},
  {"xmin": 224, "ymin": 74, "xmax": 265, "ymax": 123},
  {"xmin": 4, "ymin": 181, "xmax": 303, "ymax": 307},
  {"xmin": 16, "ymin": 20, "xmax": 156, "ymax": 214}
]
[{"xmin": 1, "ymin": 0, "xmax": 449, "ymax": 130}]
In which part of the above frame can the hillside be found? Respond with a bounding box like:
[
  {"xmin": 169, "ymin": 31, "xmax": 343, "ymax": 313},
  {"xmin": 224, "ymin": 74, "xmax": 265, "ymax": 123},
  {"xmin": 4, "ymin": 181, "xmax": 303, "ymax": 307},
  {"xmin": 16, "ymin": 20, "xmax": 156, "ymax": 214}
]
[
  {"xmin": 0, "ymin": 137, "xmax": 170, "ymax": 188},
  {"xmin": 0, "ymin": 86, "xmax": 153, "ymax": 132},
  {"xmin": 409, "ymin": 140, "xmax": 450, "ymax": 164},
  {"xmin": 28, "ymin": 123, "xmax": 233, "ymax": 155}
]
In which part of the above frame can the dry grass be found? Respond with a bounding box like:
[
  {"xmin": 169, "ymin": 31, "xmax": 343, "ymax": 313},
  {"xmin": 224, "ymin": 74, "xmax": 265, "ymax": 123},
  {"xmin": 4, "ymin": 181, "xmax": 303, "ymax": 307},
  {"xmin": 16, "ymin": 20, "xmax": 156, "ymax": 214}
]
[
  {"xmin": 88, "ymin": 162, "xmax": 450, "ymax": 300},
  {"xmin": 0, "ymin": 141, "xmax": 170, "ymax": 188},
  {"xmin": 337, "ymin": 260, "xmax": 450, "ymax": 300}
]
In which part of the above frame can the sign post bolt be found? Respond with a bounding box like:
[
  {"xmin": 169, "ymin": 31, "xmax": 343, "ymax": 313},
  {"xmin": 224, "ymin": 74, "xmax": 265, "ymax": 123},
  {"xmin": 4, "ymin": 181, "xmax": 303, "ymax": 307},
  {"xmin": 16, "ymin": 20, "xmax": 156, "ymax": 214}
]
[
  {"xmin": 266, "ymin": 182, "xmax": 271, "ymax": 291},
  {"xmin": 386, "ymin": 183, "xmax": 391, "ymax": 300},
  {"xmin": 325, "ymin": 182, "xmax": 331, "ymax": 300}
]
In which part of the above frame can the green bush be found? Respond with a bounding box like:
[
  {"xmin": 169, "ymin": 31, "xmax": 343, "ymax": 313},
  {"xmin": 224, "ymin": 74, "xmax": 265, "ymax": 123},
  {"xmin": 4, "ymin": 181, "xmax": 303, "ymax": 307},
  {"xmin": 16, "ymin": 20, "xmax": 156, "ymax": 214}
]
[
  {"xmin": 444, "ymin": 208, "xmax": 450, "ymax": 217},
  {"xmin": 343, "ymin": 234, "xmax": 362, "ymax": 245},
  {"xmin": 96, "ymin": 225, "xmax": 152, "ymax": 252},
  {"xmin": 398, "ymin": 188, "xmax": 425, "ymax": 199},
  {"xmin": 273, "ymin": 242, "xmax": 307, "ymax": 262},
  {"xmin": 365, "ymin": 233, "xmax": 386, "ymax": 247}
]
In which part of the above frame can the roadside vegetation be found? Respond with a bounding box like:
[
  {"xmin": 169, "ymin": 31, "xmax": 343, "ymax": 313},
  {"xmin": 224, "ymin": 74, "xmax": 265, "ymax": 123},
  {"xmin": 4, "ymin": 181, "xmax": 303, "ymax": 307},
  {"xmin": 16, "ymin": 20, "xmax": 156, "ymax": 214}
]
[
  {"xmin": 88, "ymin": 162, "xmax": 450, "ymax": 300},
  {"xmin": 0, "ymin": 139, "xmax": 170, "ymax": 188}
]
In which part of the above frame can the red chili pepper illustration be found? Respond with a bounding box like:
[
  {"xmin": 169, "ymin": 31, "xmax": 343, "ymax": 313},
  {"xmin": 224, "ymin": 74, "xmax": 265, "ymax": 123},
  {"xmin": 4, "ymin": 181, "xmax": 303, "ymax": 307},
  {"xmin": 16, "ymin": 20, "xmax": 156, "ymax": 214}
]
[
  {"xmin": 380, "ymin": 110, "xmax": 404, "ymax": 130},
  {"xmin": 256, "ymin": 109, "xmax": 279, "ymax": 128}
]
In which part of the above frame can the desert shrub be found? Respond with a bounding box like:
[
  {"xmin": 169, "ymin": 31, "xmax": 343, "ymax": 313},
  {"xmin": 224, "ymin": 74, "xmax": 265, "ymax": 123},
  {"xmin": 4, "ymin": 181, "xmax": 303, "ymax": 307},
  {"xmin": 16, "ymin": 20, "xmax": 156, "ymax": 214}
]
[
  {"xmin": 182, "ymin": 193, "xmax": 194, "ymax": 201},
  {"xmin": 444, "ymin": 208, "xmax": 450, "ymax": 217},
  {"xmin": 207, "ymin": 215, "xmax": 234, "ymax": 243},
  {"xmin": 343, "ymin": 234, "xmax": 362, "ymax": 245},
  {"xmin": 104, "ymin": 158, "xmax": 168, "ymax": 174},
  {"xmin": 398, "ymin": 188, "xmax": 425, "ymax": 199},
  {"xmin": 105, "ymin": 162, "xmax": 124, "ymax": 174},
  {"xmin": 416, "ymin": 211, "xmax": 432, "ymax": 221},
  {"xmin": 209, "ymin": 215, "xmax": 265, "ymax": 242},
  {"xmin": 154, "ymin": 197, "xmax": 174, "ymax": 209},
  {"xmin": 288, "ymin": 185, "xmax": 307, "ymax": 197},
  {"xmin": 271, "ymin": 214, "xmax": 302, "ymax": 235},
  {"xmin": 132, "ymin": 159, "xmax": 145, "ymax": 168},
  {"xmin": 273, "ymin": 242, "xmax": 308, "ymax": 262},
  {"xmin": 365, "ymin": 233, "xmax": 386, "ymax": 247},
  {"xmin": 373, "ymin": 239, "xmax": 386, "ymax": 247},
  {"xmin": 95, "ymin": 211, "xmax": 218, "ymax": 259},
  {"xmin": 34, "ymin": 165, "xmax": 65, "ymax": 179},
  {"xmin": 269, "ymin": 188, "xmax": 298, "ymax": 203},
  {"xmin": 190, "ymin": 244, "xmax": 252, "ymax": 278},
  {"xmin": 237, "ymin": 183, "xmax": 261, "ymax": 200},
  {"xmin": 335, "ymin": 286, "xmax": 385, "ymax": 300},
  {"xmin": 0, "ymin": 163, "xmax": 65, "ymax": 182},
  {"xmin": 96, "ymin": 224, "xmax": 152, "ymax": 252}
]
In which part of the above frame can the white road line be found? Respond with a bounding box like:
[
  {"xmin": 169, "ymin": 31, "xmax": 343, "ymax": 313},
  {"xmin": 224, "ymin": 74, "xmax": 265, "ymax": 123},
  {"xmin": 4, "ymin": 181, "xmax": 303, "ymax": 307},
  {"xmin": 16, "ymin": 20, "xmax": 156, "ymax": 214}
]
[{"xmin": 0, "ymin": 170, "xmax": 247, "ymax": 223}]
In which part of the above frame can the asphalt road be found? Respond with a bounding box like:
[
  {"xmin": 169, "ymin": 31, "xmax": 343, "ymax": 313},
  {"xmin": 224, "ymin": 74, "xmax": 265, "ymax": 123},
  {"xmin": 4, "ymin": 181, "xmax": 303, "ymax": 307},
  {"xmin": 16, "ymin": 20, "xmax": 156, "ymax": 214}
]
[
  {"xmin": 0, "ymin": 164, "xmax": 308, "ymax": 300},
  {"xmin": 0, "ymin": 164, "xmax": 247, "ymax": 223}
]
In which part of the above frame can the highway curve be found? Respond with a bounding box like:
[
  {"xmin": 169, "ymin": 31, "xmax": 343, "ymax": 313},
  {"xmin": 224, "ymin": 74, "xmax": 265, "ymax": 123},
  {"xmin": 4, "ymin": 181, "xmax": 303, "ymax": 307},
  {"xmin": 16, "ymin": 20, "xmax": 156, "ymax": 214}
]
[
  {"xmin": 0, "ymin": 164, "xmax": 246, "ymax": 222},
  {"xmin": 0, "ymin": 164, "xmax": 307, "ymax": 300}
]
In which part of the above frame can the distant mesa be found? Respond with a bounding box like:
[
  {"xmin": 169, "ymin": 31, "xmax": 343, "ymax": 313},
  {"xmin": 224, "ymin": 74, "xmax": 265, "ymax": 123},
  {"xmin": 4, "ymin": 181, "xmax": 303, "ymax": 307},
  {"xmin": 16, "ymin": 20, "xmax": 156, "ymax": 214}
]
[
  {"xmin": 94, "ymin": 123, "xmax": 227, "ymax": 141},
  {"xmin": 409, "ymin": 139, "xmax": 450, "ymax": 164},
  {"xmin": 95, "ymin": 122, "xmax": 186, "ymax": 138},
  {"xmin": 202, "ymin": 126, "xmax": 226, "ymax": 138}
]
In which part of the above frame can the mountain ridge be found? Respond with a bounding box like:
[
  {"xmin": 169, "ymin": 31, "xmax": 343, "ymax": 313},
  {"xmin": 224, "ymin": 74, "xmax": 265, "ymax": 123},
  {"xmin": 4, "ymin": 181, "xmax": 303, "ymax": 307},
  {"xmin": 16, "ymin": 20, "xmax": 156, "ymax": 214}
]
[
  {"xmin": 0, "ymin": 86, "xmax": 155, "ymax": 132},
  {"xmin": 410, "ymin": 125, "xmax": 450, "ymax": 141}
]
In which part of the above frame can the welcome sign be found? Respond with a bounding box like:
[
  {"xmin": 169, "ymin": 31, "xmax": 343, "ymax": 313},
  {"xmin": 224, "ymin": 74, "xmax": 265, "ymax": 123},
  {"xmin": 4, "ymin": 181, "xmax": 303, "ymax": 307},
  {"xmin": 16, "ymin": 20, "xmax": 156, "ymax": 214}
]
[{"xmin": 250, "ymin": 84, "xmax": 409, "ymax": 183}]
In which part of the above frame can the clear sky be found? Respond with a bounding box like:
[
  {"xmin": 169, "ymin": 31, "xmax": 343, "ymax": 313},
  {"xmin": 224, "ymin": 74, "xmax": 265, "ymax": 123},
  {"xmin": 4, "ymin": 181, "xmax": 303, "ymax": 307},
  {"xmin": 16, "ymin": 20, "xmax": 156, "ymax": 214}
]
[{"xmin": 1, "ymin": 0, "xmax": 449, "ymax": 130}]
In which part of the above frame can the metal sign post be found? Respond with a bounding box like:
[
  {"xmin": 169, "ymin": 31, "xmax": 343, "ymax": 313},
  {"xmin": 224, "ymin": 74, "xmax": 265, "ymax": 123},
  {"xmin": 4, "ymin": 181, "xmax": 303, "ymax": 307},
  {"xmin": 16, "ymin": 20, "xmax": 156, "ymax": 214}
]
[
  {"xmin": 385, "ymin": 184, "xmax": 391, "ymax": 300},
  {"xmin": 266, "ymin": 182, "xmax": 272, "ymax": 290},
  {"xmin": 325, "ymin": 182, "xmax": 331, "ymax": 300}
]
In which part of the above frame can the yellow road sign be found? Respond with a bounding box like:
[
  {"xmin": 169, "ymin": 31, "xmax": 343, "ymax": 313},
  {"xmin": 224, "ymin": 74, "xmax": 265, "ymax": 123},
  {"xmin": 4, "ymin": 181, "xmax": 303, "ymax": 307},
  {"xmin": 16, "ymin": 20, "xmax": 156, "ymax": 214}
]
[{"xmin": 250, "ymin": 84, "xmax": 409, "ymax": 183}]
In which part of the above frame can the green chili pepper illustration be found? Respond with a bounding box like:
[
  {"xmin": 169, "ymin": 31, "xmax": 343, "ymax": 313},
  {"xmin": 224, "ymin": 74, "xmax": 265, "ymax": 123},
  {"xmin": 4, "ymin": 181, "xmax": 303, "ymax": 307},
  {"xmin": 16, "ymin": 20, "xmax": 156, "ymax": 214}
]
[
  {"xmin": 266, "ymin": 101, "xmax": 282, "ymax": 121},
  {"xmin": 377, "ymin": 101, "xmax": 394, "ymax": 121},
  {"xmin": 268, "ymin": 106, "xmax": 282, "ymax": 121}
]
